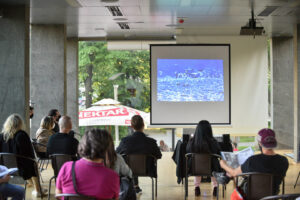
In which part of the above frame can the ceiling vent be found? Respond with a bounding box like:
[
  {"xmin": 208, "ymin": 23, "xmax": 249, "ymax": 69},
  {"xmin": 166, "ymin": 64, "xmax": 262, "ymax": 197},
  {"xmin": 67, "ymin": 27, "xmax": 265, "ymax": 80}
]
[
  {"xmin": 106, "ymin": 6, "xmax": 123, "ymax": 16},
  {"xmin": 258, "ymin": 6, "xmax": 278, "ymax": 16},
  {"xmin": 101, "ymin": 0, "xmax": 119, "ymax": 2},
  {"xmin": 117, "ymin": 22, "xmax": 130, "ymax": 29}
]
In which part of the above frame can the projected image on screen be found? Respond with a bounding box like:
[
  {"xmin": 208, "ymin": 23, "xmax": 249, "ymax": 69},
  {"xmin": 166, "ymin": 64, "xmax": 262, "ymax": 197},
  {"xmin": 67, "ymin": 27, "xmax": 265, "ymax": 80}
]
[{"xmin": 157, "ymin": 59, "xmax": 224, "ymax": 102}]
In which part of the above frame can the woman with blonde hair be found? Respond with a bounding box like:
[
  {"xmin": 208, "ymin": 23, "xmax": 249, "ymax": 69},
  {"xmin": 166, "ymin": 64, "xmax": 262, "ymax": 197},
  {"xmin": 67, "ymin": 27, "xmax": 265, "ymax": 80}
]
[
  {"xmin": 35, "ymin": 116, "xmax": 54, "ymax": 157},
  {"xmin": 0, "ymin": 114, "xmax": 47, "ymax": 197}
]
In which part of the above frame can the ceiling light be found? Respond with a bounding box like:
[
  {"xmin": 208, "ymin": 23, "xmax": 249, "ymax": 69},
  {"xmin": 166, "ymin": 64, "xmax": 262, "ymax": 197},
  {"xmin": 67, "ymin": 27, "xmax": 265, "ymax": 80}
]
[{"xmin": 113, "ymin": 18, "xmax": 128, "ymax": 21}]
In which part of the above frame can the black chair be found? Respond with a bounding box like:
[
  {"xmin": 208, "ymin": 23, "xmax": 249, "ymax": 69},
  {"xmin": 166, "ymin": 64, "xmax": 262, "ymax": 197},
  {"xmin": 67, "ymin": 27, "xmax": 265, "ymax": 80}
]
[
  {"xmin": 55, "ymin": 194, "xmax": 97, "ymax": 200},
  {"xmin": 184, "ymin": 153, "xmax": 225, "ymax": 199},
  {"xmin": 48, "ymin": 154, "xmax": 76, "ymax": 200},
  {"xmin": 260, "ymin": 193, "xmax": 300, "ymax": 200},
  {"xmin": 122, "ymin": 154, "xmax": 157, "ymax": 200},
  {"xmin": 294, "ymin": 171, "xmax": 300, "ymax": 189},
  {"xmin": 235, "ymin": 172, "xmax": 276, "ymax": 200},
  {"xmin": 0, "ymin": 152, "xmax": 44, "ymax": 200}
]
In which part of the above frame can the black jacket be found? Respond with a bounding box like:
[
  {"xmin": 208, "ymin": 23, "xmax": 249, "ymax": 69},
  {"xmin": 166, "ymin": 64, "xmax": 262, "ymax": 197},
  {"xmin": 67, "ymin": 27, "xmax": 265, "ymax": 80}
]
[
  {"xmin": 116, "ymin": 132, "xmax": 162, "ymax": 177},
  {"xmin": 0, "ymin": 131, "xmax": 36, "ymax": 180},
  {"xmin": 47, "ymin": 133, "xmax": 79, "ymax": 156},
  {"xmin": 172, "ymin": 140, "xmax": 187, "ymax": 184}
]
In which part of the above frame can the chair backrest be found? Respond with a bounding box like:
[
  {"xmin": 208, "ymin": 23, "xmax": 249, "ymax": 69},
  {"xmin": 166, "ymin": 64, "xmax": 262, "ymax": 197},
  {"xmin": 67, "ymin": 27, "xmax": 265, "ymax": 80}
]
[
  {"xmin": 0, "ymin": 153, "xmax": 18, "ymax": 169},
  {"xmin": 123, "ymin": 154, "xmax": 156, "ymax": 177},
  {"xmin": 237, "ymin": 172, "xmax": 274, "ymax": 200},
  {"xmin": 260, "ymin": 193, "xmax": 300, "ymax": 200},
  {"xmin": 50, "ymin": 154, "xmax": 75, "ymax": 176},
  {"xmin": 55, "ymin": 194, "xmax": 97, "ymax": 200},
  {"xmin": 186, "ymin": 153, "xmax": 211, "ymax": 176}
]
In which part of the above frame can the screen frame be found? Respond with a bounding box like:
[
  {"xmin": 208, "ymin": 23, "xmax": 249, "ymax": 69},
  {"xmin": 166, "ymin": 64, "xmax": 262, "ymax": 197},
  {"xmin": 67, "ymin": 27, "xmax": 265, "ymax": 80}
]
[{"xmin": 150, "ymin": 43, "xmax": 231, "ymax": 126}]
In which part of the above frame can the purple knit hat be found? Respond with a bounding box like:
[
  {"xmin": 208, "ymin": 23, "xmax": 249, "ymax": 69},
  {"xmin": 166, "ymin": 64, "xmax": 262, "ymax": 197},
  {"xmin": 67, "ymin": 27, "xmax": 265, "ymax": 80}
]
[{"xmin": 257, "ymin": 128, "xmax": 277, "ymax": 149}]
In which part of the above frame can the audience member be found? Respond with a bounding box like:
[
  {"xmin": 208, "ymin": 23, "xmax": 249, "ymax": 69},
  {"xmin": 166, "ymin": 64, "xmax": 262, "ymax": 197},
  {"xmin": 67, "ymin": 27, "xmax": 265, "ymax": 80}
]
[
  {"xmin": 36, "ymin": 116, "xmax": 55, "ymax": 157},
  {"xmin": 56, "ymin": 129, "xmax": 119, "ymax": 199},
  {"xmin": 220, "ymin": 128, "xmax": 289, "ymax": 195},
  {"xmin": 116, "ymin": 115, "xmax": 162, "ymax": 194},
  {"xmin": 0, "ymin": 114, "xmax": 47, "ymax": 197},
  {"xmin": 186, "ymin": 120, "xmax": 222, "ymax": 197},
  {"xmin": 106, "ymin": 132, "xmax": 132, "ymax": 178},
  {"xmin": 48, "ymin": 109, "xmax": 61, "ymax": 133},
  {"xmin": 232, "ymin": 142, "xmax": 238, "ymax": 152},
  {"xmin": 0, "ymin": 165, "xmax": 25, "ymax": 200},
  {"xmin": 29, "ymin": 106, "xmax": 34, "ymax": 119},
  {"xmin": 159, "ymin": 140, "xmax": 170, "ymax": 152},
  {"xmin": 47, "ymin": 116, "xmax": 78, "ymax": 156}
]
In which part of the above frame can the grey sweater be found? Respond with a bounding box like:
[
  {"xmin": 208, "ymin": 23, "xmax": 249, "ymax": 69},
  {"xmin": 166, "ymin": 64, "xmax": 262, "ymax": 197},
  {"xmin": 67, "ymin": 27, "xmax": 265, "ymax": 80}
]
[{"xmin": 113, "ymin": 154, "xmax": 132, "ymax": 178}]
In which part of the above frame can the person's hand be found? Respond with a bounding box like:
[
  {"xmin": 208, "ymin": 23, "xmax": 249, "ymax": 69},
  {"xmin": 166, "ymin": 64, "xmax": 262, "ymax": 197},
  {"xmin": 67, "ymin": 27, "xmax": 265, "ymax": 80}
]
[
  {"xmin": 0, "ymin": 175, "xmax": 10, "ymax": 183},
  {"xmin": 219, "ymin": 159, "xmax": 227, "ymax": 169}
]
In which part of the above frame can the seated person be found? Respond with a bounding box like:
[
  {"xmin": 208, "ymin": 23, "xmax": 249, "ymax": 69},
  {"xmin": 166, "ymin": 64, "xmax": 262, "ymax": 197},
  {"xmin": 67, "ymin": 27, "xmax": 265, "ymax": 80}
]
[
  {"xmin": 56, "ymin": 129, "xmax": 119, "ymax": 200},
  {"xmin": 106, "ymin": 132, "xmax": 132, "ymax": 178},
  {"xmin": 0, "ymin": 114, "xmax": 46, "ymax": 197},
  {"xmin": 186, "ymin": 120, "xmax": 222, "ymax": 197},
  {"xmin": 220, "ymin": 128, "xmax": 289, "ymax": 195},
  {"xmin": 116, "ymin": 115, "xmax": 162, "ymax": 194},
  {"xmin": 48, "ymin": 109, "xmax": 61, "ymax": 133},
  {"xmin": 47, "ymin": 116, "xmax": 78, "ymax": 156},
  {"xmin": 0, "ymin": 165, "xmax": 25, "ymax": 200},
  {"xmin": 35, "ymin": 116, "xmax": 55, "ymax": 157},
  {"xmin": 159, "ymin": 140, "xmax": 170, "ymax": 152}
]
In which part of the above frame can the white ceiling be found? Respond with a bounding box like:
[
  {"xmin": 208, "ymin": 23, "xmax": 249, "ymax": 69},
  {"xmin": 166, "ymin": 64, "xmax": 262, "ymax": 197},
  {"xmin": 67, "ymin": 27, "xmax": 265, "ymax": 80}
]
[{"xmin": 3, "ymin": 0, "xmax": 300, "ymax": 39}]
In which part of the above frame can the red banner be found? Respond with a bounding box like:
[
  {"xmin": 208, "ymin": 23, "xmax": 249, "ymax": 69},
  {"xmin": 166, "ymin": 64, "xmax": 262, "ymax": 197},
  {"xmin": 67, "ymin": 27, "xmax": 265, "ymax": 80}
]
[{"xmin": 79, "ymin": 108, "xmax": 129, "ymax": 119}]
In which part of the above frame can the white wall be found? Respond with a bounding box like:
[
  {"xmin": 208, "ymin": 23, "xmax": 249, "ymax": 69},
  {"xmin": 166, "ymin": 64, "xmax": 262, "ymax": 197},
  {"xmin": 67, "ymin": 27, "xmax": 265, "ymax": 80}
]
[{"xmin": 177, "ymin": 36, "xmax": 268, "ymax": 135}]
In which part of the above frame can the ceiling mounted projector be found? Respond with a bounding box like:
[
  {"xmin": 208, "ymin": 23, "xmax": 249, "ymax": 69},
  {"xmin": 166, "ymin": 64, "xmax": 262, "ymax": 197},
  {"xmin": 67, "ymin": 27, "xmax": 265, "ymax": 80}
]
[{"xmin": 240, "ymin": 8, "xmax": 265, "ymax": 37}]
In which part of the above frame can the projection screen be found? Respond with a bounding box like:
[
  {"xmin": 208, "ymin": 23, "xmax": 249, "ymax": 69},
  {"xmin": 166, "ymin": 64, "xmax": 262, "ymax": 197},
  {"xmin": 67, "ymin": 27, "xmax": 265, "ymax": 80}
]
[{"xmin": 150, "ymin": 44, "xmax": 231, "ymax": 125}]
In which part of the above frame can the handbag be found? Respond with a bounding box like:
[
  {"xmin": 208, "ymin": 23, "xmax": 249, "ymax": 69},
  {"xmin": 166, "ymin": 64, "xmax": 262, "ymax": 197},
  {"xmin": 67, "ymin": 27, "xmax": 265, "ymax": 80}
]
[
  {"xmin": 119, "ymin": 176, "xmax": 136, "ymax": 200},
  {"xmin": 231, "ymin": 188, "xmax": 244, "ymax": 200}
]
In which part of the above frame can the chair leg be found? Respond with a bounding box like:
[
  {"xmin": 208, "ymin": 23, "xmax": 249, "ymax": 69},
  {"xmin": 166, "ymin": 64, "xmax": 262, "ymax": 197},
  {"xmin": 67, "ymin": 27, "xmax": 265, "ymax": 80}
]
[
  {"xmin": 185, "ymin": 176, "xmax": 188, "ymax": 198},
  {"xmin": 155, "ymin": 178, "xmax": 157, "ymax": 197},
  {"xmin": 24, "ymin": 180, "xmax": 27, "ymax": 200},
  {"xmin": 216, "ymin": 183, "xmax": 219, "ymax": 200},
  {"xmin": 294, "ymin": 171, "xmax": 300, "ymax": 189},
  {"xmin": 45, "ymin": 159, "xmax": 50, "ymax": 170},
  {"xmin": 222, "ymin": 184, "xmax": 225, "ymax": 197},
  {"xmin": 152, "ymin": 178, "xmax": 154, "ymax": 200},
  {"xmin": 48, "ymin": 177, "xmax": 54, "ymax": 200}
]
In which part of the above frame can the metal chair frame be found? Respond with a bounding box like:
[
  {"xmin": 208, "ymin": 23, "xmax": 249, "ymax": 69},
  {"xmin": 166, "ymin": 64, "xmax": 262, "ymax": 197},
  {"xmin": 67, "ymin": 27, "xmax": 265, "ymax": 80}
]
[
  {"xmin": 294, "ymin": 171, "xmax": 300, "ymax": 189},
  {"xmin": 48, "ymin": 154, "xmax": 75, "ymax": 200},
  {"xmin": 0, "ymin": 152, "xmax": 44, "ymax": 200},
  {"xmin": 122, "ymin": 154, "xmax": 158, "ymax": 200}
]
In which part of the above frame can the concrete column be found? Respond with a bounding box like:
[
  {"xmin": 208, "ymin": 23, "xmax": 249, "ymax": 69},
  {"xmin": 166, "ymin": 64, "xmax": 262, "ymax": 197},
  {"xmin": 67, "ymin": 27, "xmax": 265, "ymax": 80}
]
[
  {"xmin": 272, "ymin": 37, "xmax": 294, "ymax": 149},
  {"xmin": 30, "ymin": 25, "xmax": 66, "ymax": 137},
  {"xmin": 66, "ymin": 38, "xmax": 79, "ymax": 132},
  {"xmin": 0, "ymin": 6, "xmax": 30, "ymax": 132}
]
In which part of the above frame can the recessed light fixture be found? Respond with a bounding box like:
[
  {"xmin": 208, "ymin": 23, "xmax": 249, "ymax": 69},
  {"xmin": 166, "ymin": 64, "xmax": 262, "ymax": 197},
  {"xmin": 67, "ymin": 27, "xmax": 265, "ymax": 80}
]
[
  {"xmin": 95, "ymin": 28, "xmax": 105, "ymax": 31},
  {"xmin": 166, "ymin": 24, "xmax": 178, "ymax": 27},
  {"xmin": 113, "ymin": 18, "xmax": 128, "ymax": 21}
]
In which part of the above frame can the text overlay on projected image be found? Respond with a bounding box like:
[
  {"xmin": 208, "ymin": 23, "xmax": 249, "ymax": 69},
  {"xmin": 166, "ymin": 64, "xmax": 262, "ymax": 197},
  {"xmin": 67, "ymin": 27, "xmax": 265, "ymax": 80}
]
[{"xmin": 157, "ymin": 59, "xmax": 224, "ymax": 102}]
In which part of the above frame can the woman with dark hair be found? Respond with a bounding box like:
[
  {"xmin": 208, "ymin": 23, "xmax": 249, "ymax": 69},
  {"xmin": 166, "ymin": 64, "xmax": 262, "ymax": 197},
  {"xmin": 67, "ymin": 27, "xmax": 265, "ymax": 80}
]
[
  {"xmin": 186, "ymin": 120, "xmax": 221, "ymax": 197},
  {"xmin": 56, "ymin": 129, "xmax": 120, "ymax": 199},
  {"xmin": 106, "ymin": 133, "xmax": 132, "ymax": 178}
]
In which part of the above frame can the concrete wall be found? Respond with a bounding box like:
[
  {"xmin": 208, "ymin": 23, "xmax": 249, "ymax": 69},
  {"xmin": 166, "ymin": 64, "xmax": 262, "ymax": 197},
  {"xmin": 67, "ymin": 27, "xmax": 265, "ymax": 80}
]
[
  {"xmin": 66, "ymin": 38, "xmax": 79, "ymax": 132},
  {"xmin": 30, "ymin": 25, "xmax": 65, "ymax": 137},
  {"xmin": 0, "ymin": 6, "xmax": 29, "ymax": 132},
  {"xmin": 272, "ymin": 37, "xmax": 294, "ymax": 148}
]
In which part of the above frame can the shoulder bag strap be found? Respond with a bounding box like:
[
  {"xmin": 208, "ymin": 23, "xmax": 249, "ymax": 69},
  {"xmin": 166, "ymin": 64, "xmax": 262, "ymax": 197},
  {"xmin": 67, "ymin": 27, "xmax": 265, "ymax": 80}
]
[{"xmin": 72, "ymin": 161, "xmax": 83, "ymax": 196}]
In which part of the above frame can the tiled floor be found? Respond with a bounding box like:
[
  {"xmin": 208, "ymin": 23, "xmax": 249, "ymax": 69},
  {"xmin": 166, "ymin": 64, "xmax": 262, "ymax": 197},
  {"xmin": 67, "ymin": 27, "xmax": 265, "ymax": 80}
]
[{"xmin": 22, "ymin": 151, "xmax": 300, "ymax": 200}]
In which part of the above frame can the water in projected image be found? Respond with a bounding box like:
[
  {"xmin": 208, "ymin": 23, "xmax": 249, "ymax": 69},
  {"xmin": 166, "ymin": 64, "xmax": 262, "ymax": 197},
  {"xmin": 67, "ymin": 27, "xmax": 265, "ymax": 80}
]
[{"xmin": 157, "ymin": 59, "xmax": 224, "ymax": 102}]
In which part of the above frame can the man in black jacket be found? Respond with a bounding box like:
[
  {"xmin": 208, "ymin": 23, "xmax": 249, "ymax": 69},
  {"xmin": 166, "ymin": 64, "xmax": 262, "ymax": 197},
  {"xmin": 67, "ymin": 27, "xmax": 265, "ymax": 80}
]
[
  {"xmin": 47, "ymin": 116, "xmax": 78, "ymax": 156},
  {"xmin": 116, "ymin": 115, "xmax": 162, "ymax": 194}
]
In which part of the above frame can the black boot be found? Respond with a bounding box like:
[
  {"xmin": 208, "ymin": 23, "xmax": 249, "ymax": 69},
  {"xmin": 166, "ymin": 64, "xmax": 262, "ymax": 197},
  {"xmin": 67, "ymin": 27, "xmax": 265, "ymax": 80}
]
[{"xmin": 213, "ymin": 187, "xmax": 218, "ymax": 197}]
